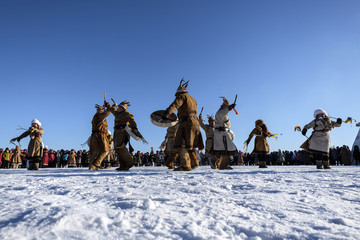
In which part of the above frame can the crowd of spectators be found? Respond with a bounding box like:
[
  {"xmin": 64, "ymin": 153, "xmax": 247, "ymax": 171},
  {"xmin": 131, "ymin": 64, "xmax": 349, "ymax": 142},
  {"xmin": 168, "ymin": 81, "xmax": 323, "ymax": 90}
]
[
  {"xmin": 236, "ymin": 145, "xmax": 359, "ymax": 166},
  {"xmin": 1, "ymin": 145, "xmax": 360, "ymax": 169}
]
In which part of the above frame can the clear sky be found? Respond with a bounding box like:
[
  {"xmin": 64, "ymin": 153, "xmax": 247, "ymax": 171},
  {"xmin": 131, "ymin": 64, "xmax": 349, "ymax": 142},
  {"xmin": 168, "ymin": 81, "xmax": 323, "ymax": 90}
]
[{"xmin": 1, "ymin": 0, "xmax": 359, "ymax": 153}]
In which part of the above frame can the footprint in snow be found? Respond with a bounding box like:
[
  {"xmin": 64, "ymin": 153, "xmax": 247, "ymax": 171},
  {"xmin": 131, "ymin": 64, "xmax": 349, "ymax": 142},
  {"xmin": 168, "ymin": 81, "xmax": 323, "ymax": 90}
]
[{"xmin": 329, "ymin": 218, "xmax": 347, "ymax": 226}]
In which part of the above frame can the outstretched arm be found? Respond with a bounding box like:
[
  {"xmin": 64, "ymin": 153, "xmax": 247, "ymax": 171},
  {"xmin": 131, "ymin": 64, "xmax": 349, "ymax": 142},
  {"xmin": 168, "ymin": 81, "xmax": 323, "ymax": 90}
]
[
  {"xmin": 11, "ymin": 128, "xmax": 32, "ymax": 142},
  {"xmin": 246, "ymin": 127, "xmax": 261, "ymax": 144},
  {"xmin": 105, "ymin": 101, "xmax": 118, "ymax": 115},
  {"xmin": 164, "ymin": 94, "xmax": 185, "ymax": 117},
  {"xmin": 331, "ymin": 118, "xmax": 342, "ymax": 128}
]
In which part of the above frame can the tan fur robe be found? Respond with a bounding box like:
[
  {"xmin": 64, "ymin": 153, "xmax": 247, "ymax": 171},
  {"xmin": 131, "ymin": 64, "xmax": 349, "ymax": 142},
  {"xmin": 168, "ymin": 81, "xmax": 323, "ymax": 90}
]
[
  {"xmin": 106, "ymin": 103, "xmax": 137, "ymax": 149},
  {"xmin": 164, "ymin": 92, "xmax": 204, "ymax": 151},
  {"xmin": 246, "ymin": 126, "xmax": 270, "ymax": 154},
  {"xmin": 18, "ymin": 127, "xmax": 44, "ymax": 158},
  {"xmin": 89, "ymin": 110, "xmax": 111, "ymax": 153}
]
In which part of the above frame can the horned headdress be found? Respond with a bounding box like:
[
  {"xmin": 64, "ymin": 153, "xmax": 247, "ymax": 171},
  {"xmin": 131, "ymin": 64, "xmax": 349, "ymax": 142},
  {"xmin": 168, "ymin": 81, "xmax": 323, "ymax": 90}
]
[
  {"xmin": 176, "ymin": 78, "xmax": 190, "ymax": 94},
  {"xmin": 95, "ymin": 104, "xmax": 105, "ymax": 109},
  {"xmin": 119, "ymin": 100, "xmax": 131, "ymax": 110},
  {"xmin": 207, "ymin": 114, "xmax": 215, "ymax": 122}
]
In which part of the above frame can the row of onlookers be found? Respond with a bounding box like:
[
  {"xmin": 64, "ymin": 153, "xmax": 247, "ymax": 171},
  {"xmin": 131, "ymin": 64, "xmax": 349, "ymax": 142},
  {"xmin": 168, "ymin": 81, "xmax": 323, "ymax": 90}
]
[
  {"xmin": 1, "ymin": 145, "xmax": 360, "ymax": 169},
  {"xmin": 239, "ymin": 145, "xmax": 360, "ymax": 166},
  {"xmin": 0, "ymin": 148, "xmax": 92, "ymax": 169}
]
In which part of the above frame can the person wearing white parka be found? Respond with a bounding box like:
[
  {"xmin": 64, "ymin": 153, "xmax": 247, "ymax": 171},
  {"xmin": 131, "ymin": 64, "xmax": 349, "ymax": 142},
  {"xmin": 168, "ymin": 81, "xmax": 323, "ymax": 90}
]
[{"xmin": 300, "ymin": 109, "xmax": 342, "ymax": 169}]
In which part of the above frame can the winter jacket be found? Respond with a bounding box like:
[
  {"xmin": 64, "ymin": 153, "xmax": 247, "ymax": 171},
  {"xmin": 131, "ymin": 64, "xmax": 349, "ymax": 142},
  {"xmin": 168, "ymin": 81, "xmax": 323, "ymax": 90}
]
[
  {"xmin": 68, "ymin": 151, "xmax": 77, "ymax": 165},
  {"xmin": 2, "ymin": 152, "xmax": 11, "ymax": 161},
  {"xmin": 42, "ymin": 150, "xmax": 50, "ymax": 166},
  {"xmin": 353, "ymin": 148, "xmax": 360, "ymax": 161},
  {"xmin": 12, "ymin": 148, "xmax": 23, "ymax": 164}
]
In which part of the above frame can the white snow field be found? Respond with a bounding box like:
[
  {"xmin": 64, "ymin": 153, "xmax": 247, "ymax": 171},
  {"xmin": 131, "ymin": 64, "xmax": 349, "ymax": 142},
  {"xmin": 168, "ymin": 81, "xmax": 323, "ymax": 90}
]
[{"xmin": 1, "ymin": 166, "xmax": 360, "ymax": 240}]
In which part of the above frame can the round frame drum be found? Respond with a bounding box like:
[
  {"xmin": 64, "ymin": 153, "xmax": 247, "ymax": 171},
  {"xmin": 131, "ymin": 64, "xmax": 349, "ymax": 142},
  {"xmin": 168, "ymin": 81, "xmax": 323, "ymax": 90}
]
[{"xmin": 150, "ymin": 110, "xmax": 178, "ymax": 128}]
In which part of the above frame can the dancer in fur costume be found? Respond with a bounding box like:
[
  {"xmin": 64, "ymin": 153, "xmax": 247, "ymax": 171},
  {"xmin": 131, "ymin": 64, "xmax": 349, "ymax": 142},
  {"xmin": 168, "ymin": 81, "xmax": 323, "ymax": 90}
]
[
  {"xmin": 160, "ymin": 124, "xmax": 179, "ymax": 169},
  {"xmin": 10, "ymin": 119, "xmax": 44, "ymax": 170},
  {"xmin": 198, "ymin": 114, "xmax": 218, "ymax": 169},
  {"xmin": 212, "ymin": 97, "xmax": 237, "ymax": 170},
  {"xmin": 245, "ymin": 119, "xmax": 271, "ymax": 168},
  {"xmin": 105, "ymin": 100, "xmax": 144, "ymax": 171},
  {"xmin": 89, "ymin": 104, "xmax": 111, "ymax": 170},
  {"xmin": 162, "ymin": 79, "xmax": 204, "ymax": 171},
  {"xmin": 300, "ymin": 108, "xmax": 342, "ymax": 169}
]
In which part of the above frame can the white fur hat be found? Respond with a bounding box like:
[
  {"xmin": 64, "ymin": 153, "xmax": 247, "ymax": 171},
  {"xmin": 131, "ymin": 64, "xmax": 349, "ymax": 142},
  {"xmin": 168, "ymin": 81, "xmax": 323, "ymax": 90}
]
[
  {"xmin": 31, "ymin": 119, "xmax": 41, "ymax": 127},
  {"xmin": 313, "ymin": 109, "xmax": 328, "ymax": 118}
]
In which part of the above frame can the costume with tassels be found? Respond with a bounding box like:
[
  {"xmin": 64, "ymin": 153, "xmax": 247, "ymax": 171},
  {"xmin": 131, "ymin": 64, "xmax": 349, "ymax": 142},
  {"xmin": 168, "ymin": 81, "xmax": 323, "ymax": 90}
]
[
  {"xmin": 212, "ymin": 97, "xmax": 238, "ymax": 169},
  {"xmin": 10, "ymin": 119, "xmax": 44, "ymax": 170},
  {"xmin": 160, "ymin": 124, "xmax": 179, "ymax": 169},
  {"xmin": 11, "ymin": 145, "xmax": 23, "ymax": 169},
  {"xmin": 88, "ymin": 104, "xmax": 111, "ymax": 170},
  {"xmin": 105, "ymin": 100, "xmax": 140, "ymax": 171},
  {"xmin": 245, "ymin": 119, "xmax": 271, "ymax": 168},
  {"xmin": 163, "ymin": 79, "xmax": 204, "ymax": 171},
  {"xmin": 102, "ymin": 131, "xmax": 114, "ymax": 169},
  {"xmin": 198, "ymin": 114, "xmax": 218, "ymax": 169},
  {"xmin": 300, "ymin": 108, "xmax": 342, "ymax": 169}
]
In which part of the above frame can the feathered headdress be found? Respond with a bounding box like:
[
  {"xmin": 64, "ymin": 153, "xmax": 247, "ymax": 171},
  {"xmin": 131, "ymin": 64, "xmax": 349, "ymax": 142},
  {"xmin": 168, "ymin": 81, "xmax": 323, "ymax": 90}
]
[{"xmin": 220, "ymin": 96, "xmax": 230, "ymax": 108}]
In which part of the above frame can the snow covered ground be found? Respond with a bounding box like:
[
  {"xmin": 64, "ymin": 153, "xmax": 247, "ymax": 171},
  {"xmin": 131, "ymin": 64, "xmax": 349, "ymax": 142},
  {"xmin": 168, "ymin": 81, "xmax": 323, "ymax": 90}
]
[{"xmin": 1, "ymin": 166, "xmax": 360, "ymax": 240}]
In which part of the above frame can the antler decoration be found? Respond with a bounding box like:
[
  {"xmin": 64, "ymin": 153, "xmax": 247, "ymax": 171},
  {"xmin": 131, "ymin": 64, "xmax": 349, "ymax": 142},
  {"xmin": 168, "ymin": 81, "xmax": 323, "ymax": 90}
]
[
  {"xmin": 179, "ymin": 78, "xmax": 189, "ymax": 88},
  {"xmin": 183, "ymin": 80, "xmax": 190, "ymax": 88}
]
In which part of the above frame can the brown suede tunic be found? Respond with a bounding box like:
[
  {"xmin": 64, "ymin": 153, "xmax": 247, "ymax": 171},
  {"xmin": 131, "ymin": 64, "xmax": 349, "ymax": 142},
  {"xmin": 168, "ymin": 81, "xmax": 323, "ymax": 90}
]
[
  {"xmin": 68, "ymin": 150, "xmax": 77, "ymax": 165},
  {"xmin": 18, "ymin": 127, "xmax": 44, "ymax": 158},
  {"xmin": 165, "ymin": 92, "xmax": 204, "ymax": 151},
  {"xmin": 90, "ymin": 110, "xmax": 111, "ymax": 153},
  {"xmin": 246, "ymin": 126, "xmax": 270, "ymax": 154},
  {"xmin": 106, "ymin": 103, "xmax": 137, "ymax": 149},
  {"xmin": 12, "ymin": 147, "xmax": 23, "ymax": 164}
]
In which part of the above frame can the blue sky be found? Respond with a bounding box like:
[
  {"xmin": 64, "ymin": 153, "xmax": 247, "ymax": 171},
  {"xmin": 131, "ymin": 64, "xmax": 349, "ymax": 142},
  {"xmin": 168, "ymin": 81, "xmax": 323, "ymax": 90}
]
[{"xmin": 1, "ymin": 0, "xmax": 359, "ymax": 153}]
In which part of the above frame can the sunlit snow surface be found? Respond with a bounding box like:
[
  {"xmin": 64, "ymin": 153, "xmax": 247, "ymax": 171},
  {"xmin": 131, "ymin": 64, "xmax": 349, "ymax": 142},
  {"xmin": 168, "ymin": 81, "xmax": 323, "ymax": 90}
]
[{"xmin": 1, "ymin": 166, "xmax": 360, "ymax": 240}]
